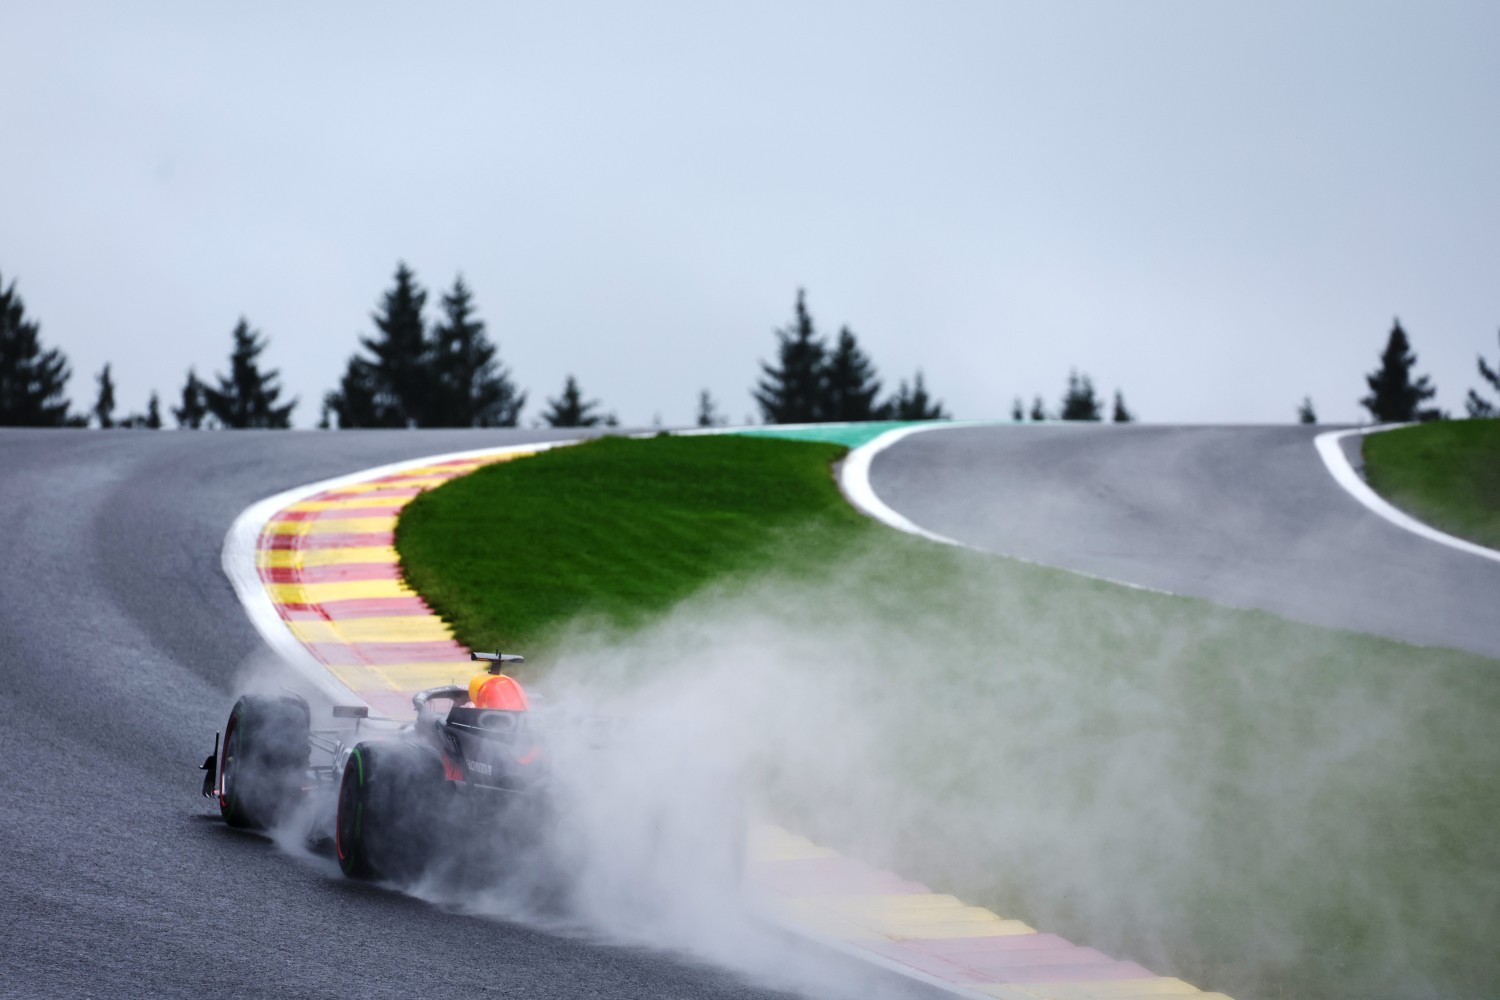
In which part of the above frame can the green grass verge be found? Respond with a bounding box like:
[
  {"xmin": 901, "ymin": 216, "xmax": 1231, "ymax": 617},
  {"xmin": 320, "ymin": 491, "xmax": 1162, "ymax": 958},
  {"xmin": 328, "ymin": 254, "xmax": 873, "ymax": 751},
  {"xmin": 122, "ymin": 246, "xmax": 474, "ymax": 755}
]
[
  {"xmin": 396, "ymin": 433, "xmax": 1500, "ymax": 1000},
  {"xmin": 397, "ymin": 435, "xmax": 873, "ymax": 654},
  {"xmin": 1363, "ymin": 420, "xmax": 1500, "ymax": 549}
]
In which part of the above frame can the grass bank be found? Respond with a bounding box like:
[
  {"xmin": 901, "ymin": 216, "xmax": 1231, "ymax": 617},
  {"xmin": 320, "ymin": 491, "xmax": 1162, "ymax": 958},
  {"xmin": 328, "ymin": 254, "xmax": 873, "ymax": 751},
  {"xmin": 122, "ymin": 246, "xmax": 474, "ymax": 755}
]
[
  {"xmin": 397, "ymin": 433, "xmax": 1500, "ymax": 1000},
  {"xmin": 397, "ymin": 435, "xmax": 873, "ymax": 653},
  {"xmin": 1363, "ymin": 420, "xmax": 1500, "ymax": 549}
]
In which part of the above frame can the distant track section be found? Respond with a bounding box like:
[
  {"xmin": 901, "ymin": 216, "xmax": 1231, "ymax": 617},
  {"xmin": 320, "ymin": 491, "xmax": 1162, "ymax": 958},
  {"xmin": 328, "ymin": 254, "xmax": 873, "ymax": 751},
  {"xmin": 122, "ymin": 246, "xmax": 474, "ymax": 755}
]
[{"xmin": 864, "ymin": 423, "xmax": 1500, "ymax": 659}]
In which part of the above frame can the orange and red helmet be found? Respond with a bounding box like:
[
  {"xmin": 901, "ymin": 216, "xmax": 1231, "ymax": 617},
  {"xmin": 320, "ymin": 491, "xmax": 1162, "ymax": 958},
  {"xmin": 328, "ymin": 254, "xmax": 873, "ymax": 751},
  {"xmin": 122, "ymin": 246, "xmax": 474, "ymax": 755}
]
[{"xmin": 468, "ymin": 672, "xmax": 530, "ymax": 711}]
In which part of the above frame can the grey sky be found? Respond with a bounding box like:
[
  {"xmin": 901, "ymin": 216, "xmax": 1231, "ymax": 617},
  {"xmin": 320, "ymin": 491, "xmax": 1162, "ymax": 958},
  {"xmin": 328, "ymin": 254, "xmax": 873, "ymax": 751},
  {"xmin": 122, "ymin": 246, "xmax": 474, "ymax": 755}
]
[{"xmin": 5, "ymin": 2, "xmax": 1497, "ymax": 427}]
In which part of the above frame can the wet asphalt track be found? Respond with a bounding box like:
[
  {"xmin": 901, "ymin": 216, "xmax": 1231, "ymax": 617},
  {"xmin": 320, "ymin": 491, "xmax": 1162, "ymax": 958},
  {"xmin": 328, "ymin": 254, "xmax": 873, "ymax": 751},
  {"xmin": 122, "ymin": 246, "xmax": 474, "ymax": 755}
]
[
  {"xmin": 0, "ymin": 429, "xmax": 940, "ymax": 1000},
  {"xmin": 867, "ymin": 423, "xmax": 1500, "ymax": 660}
]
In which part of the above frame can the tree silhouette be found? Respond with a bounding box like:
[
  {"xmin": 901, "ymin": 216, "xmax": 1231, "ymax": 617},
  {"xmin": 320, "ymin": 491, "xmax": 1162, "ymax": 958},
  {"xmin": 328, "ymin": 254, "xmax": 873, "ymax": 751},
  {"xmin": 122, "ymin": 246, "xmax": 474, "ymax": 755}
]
[
  {"xmin": 823, "ymin": 326, "xmax": 883, "ymax": 421},
  {"xmin": 328, "ymin": 263, "xmax": 430, "ymax": 428},
  {"xmin": 1011, "ymin": 398, "xmax": 1024, "ymax": 421},
  {"xmin": 118, "ymin": 391, "xmax": 162, "ymax": 429},
  {"xmin": 1361, "ymin": 320, "xmax": 1440, "ymax": 423},
  {"xmin": 1059, "ymin": 369, "xmax": 1102, "ymax": 421},
  {"xmin": 541, "ymin": 374, "xmax": 606, "ymax": 427},
  {"xmin": 882, "ymin": 370, "xmax": 948, "ymax": 420},
  {"xmin": 93, "ymin": 364, "xmax": 116, "ymax": 429},
  {"xmin": 429, "ymin": 275, "xmax": 524, "ymax": 427},
  {"xmin": 173, "ymin": 368, "xmax": 208, "ymax": 428},
  {"xmin": 325, "ymin": 358, "xmax": 379, "ymax": 429},
  {"xmin": 203, "ymin": 318, "xmax": 296, "ymax": 428},
  {"xmin": 1029, "ymin": 396, "xmax": 1047, "ymax": 422},
  {"xmin": 1466, "ymin": 330, "xmax": 1499, "ymax": 418},
  {"xmin": 696, "ymin": 389, "xmax": 725, "ymax": 427},
  {"xmin": 1297, "ymin": 396, "xmax": 1317, "ymax": 424},
  {"xmin": 0, "ymin": 272, "xmax": 73, "ymax": 426},
  {"xmin": 1111, "ymin": 390, "xmax": 1135, "ymax": 423},
  {"xmin": 754, "ymin": 289, "xmax": 827, "ymax": 423}
]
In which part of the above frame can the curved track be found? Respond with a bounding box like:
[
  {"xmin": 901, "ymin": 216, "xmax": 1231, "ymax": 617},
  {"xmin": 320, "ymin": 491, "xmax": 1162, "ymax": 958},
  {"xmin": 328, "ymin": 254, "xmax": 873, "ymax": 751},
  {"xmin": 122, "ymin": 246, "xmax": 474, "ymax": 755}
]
[
  {"xmin": 0, "ymin": 429, "xmax": 935, "ymax": 1000},
  {"xmin": 867, "ymin": 423, "xmax": 1500, "ymax": 660},
  {"xmin": 7, "ymin": 423, "xmax": 1492, "ymax": 998}
]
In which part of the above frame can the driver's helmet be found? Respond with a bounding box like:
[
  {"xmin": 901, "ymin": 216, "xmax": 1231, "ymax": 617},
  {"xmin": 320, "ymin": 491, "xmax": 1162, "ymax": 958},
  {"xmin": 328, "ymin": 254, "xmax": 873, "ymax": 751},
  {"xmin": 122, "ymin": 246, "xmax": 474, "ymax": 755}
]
[{"xmin": 469, "ymin": 672, "xmax": 530, "ymax": 711}]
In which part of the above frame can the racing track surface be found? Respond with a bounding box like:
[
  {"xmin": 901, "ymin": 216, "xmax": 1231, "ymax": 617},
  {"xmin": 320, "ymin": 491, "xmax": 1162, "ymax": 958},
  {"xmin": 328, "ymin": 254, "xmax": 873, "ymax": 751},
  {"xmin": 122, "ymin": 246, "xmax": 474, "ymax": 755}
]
[
  {"xmin": 0, "ymin": 429, "xmax": 941, "ymax": 1000},
  {"xmin": 867, "ymin": 423, "xmax": 1500, "ymax": 660}
]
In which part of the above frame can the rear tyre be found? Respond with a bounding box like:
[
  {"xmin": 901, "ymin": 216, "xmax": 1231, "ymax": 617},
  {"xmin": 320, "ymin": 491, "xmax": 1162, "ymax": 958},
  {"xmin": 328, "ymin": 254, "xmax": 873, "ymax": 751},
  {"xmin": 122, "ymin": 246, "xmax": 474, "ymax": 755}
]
[
  {"xmin": 335, "ymin": 741, "xmax": 446, "ymax": 883},
  {"xmin": 219, "ymin": 695, "xmax": 311, "ymax": 829}
]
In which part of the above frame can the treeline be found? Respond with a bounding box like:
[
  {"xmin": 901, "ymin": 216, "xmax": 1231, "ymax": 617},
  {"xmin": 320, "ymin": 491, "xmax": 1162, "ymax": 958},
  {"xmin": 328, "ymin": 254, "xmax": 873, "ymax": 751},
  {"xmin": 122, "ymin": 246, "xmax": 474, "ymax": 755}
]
[
  {"xmin": 1349, "ymin": 319, "xmax": 1500, "ymax": 422},
  {"xmin": 1008, "ymin": 372, "xmax": 1134, "ymax": 424},
  {"xmin": 750, "ymin": 289, "xmax": 948, "ymax": 424},
  {"xmin": 4, "ymin": 265, "xmax": 1500, "ymax": 429},
  {"xmin": 1286, "ymin": 319, "xmax": 1500, "ymax": 425},
  {"xmin": 321, "ymin": 266, "xmax": 525, "ymax": 429},
  {"xmin": 0, "ymin": 264, "xmax": 1112, "ymax": 431}
]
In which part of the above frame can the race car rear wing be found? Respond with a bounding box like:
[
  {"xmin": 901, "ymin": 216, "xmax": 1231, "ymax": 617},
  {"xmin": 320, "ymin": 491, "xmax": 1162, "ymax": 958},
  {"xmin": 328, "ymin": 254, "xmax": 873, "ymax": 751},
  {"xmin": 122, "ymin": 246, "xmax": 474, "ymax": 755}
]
[{"xmin": 472, "ymin": 650, "xmax": 525, "ymax": 674}]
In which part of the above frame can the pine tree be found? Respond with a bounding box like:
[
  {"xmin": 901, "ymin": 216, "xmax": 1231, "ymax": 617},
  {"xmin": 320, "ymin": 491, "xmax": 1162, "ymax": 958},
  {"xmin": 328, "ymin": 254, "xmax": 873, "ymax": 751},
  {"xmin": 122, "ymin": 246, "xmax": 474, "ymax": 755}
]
[
  {"xmin": 428, "ymin": 275, "xmax": 524, "ymax": 427},
  {"xmin": 1111, "ymin": 390, "xmax": 1135, "ymax": 423},
  {"xmin": 1059, "ymin": 369, "xmax": 1102, "ymax": 421},
  {"xmin": 696, "ymin": 389, "xmax": 725, "ymax": 427},
  {"xmin": 1029, "ymin": 396, "xmax": 1047, "ymax": 422},
  {"xmin": 1297, "ymin": 397, "xmax": 1318, "ymax": 424},
  {"xmin": 93, "ymin": 364, "xmax": 116, "ymax": 429},
  {"xmin": 371, "ymin": 263, "xmax": 430, "ymax": 427},
  {"xmin": 0, "ymin": 272, "xmax": 73, "ymax": 426},
  {"xmin": 327, "ymin": 263, "xmax": 431, "ymax": 428},
  {"xmin": 882, "ymin": 370, "xmax": 948, "ymax": 420},
  {"xmin": 202, "ymin": 318, "xmax": 297, "ymax": 428},
  {"xmin": 118, "ymin": 392, "xmax": 163, "ymax": 429},
  {"xmin": 1465, "ymin": 330, "xmax": 1499, "ymax": 418},
  {"xmin": 754, "ymin": 289, "xmax": 827, "ymax": 424},
  {"xmin": 173, "ymin": 369, "xmax": 208, "ymax": 428},
  {"xmin": 1011, "ymin": 398, "xmax": 1024, "ymax": 422},
  {"xmin": 325, "ymin": 359, "xmax": 378, "ymax": 429},
  {"xmin": 823, "ymin": 326, "xmax": 882, "ymax": 421},
  {"xmin": 541, "ymin": 374, "xmax": 605, "ymax": 427},
  {"xmin": 1361, "ymin": 320, "xmax": 1440, "ymax": 423}
]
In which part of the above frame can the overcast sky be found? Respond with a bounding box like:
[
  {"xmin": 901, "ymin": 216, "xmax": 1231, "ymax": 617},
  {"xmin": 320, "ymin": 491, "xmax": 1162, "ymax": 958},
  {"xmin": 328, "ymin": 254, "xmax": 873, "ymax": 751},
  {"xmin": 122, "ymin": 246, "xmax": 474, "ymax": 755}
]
[{"xmin": 4, "ymin": 2, "xmax": 1497, "ymax": 427}]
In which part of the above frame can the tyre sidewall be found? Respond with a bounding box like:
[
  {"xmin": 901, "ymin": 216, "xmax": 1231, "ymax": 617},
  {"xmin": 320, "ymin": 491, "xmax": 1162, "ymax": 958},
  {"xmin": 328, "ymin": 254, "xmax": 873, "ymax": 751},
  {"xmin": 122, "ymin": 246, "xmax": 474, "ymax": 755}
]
[
  {"xmin": 219, "ymin": 695, "xmax": 310, "ymax": 829},
  {"xmin": 336, "ymin": 741, "xmax": 445, "ymax": 883}
]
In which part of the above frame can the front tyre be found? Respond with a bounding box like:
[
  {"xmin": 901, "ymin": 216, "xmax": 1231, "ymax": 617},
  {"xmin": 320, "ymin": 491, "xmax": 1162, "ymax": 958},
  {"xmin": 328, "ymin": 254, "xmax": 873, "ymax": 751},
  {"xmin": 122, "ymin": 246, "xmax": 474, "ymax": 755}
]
[
  {"xmin": 219, "ymin": 695, "xmax": 311, "ymax": 829},
  {"xmin": 336, "ymin": 741, "xmax": 446, "ymax": 883}
]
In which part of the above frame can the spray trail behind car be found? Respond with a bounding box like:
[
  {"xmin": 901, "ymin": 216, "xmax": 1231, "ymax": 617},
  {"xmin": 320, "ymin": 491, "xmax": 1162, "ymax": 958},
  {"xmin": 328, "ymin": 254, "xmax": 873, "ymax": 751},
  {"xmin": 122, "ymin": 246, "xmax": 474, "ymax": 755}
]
[{"xmin": 217, "ymin": 439, "xmax": 1237, "ymax": 1000}]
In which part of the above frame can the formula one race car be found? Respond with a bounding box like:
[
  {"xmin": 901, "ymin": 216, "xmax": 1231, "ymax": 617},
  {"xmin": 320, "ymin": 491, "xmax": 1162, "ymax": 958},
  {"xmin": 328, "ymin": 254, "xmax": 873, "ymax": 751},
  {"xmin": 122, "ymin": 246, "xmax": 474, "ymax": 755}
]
[{"xmin": 200, "ymin": 652, "xmax": 580, "ymax": 883}]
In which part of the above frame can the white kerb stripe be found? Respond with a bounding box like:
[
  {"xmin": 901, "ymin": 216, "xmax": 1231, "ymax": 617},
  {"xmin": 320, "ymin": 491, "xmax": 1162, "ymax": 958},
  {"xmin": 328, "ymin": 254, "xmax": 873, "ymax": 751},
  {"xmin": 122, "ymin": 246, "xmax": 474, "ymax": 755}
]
[
  {"xmin": 837, "ymin": 423, "xmax": 965, "ymax": 547},
  {"xmin": 1313, "ymin": 426, "xmax": 1500, "ymax": 565}
]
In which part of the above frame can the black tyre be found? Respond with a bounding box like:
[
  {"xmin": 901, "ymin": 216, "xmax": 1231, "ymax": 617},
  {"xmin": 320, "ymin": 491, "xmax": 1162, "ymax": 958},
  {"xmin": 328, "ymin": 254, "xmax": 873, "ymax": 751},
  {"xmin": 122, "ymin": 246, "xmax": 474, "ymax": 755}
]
[
  {"xmin": 335, "ymin": 741, "xmax": 446, "ymax": 882},
  {"xmin": 219, "ymin": 694, "xmax": 311, "ymax": 829}
]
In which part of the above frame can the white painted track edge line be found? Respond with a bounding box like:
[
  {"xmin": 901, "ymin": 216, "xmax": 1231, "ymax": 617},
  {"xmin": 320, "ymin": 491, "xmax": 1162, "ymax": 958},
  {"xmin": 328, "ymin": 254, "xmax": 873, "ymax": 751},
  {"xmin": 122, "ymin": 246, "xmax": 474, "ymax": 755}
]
[
  {"xmin": 838, "ymin": 423, "xmax": 969, "ymax": 547},
  {"xmin": 219, "ymin": 439, "xmax": 579, "ymax": 706},
  {"xmin": 1314, "ymin": 426, "xmax": 1500, "ymax": 566}
]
